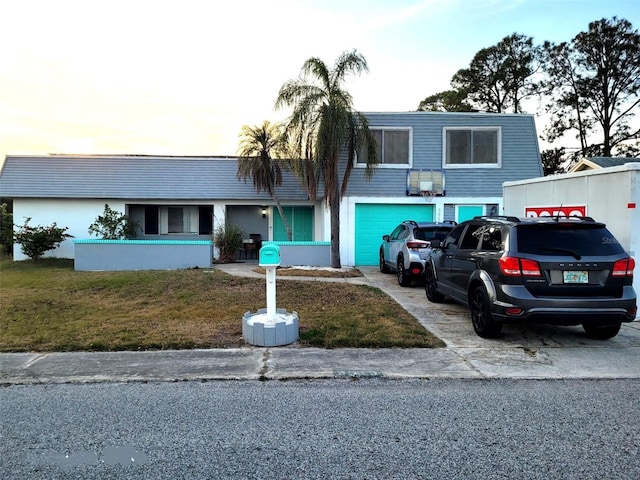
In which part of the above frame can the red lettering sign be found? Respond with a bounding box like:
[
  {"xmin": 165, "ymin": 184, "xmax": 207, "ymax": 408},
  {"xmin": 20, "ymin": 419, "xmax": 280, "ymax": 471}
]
[{"xmin": 525, "ymin": 206, "xmax": 587, "ymax": 218}]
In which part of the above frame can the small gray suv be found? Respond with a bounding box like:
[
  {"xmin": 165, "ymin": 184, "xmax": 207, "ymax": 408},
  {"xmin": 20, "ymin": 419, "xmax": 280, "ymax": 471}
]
[
  {"xmin": 424, "ymin": 216, "xmax": 637, "ymax": 339},
  {"xmin": 380, "ymin": 220, "xmax": 456, "ymax": 286}
]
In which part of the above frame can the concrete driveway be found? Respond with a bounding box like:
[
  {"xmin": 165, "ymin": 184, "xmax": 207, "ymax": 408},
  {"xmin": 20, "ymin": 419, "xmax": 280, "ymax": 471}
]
[{"xmin": 358, "ymin": 266, "xmax": 640, "ymax": 379}]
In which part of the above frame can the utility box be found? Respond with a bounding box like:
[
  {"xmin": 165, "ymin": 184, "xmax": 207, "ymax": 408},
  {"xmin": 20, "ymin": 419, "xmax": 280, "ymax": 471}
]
[
  {"xmin": 503, "ymin": 162, "xmax": 640, "ymax": 318},
  {"xmin": 259, "ymin": 244, "xmax": 281, "ymax": 267}
]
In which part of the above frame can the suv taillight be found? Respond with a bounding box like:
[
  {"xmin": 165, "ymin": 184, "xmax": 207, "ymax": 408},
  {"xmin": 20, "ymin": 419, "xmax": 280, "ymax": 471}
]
[
  {"xmin": 612, "ymin": 258, "xmax": 635, "ymax": 277},
  {"xmin": 406, "ymin": 241, "xmax": 429, "ymax": 250},
  {"xmin": 499, "ymin": 257, "xmax": 542, "ymax": 277}
]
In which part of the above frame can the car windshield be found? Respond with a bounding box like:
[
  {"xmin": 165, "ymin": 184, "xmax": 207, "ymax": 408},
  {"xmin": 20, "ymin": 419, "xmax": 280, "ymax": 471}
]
[
  {"xmin": 415, "ymin": 227, "xmax": 452, "ymax": 242},
  {"xmin": 517, "ymin": 224, "xmax": 626, "ymax": 256}
]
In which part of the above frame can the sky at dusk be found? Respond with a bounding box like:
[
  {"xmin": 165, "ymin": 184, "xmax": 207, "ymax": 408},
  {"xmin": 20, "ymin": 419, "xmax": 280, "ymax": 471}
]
[{"xmin": 1, "ymin": 0, "xmax": 639, "ymax": 163}]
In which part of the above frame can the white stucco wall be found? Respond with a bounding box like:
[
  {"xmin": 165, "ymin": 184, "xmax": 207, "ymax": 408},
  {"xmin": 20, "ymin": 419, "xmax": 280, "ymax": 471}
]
[{"xmin": 12, "ymin": 199, "xmax": 125, "ymax": 260}]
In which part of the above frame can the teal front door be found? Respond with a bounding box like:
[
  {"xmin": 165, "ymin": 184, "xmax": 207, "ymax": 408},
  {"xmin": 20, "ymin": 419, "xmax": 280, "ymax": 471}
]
[
  {"xmin": 273, "ymin": 206, "xmax": 313, "ymax": 241},
  {"xmin": 457, "ymin": 205, "xmax": 483, "ymax": 222}
]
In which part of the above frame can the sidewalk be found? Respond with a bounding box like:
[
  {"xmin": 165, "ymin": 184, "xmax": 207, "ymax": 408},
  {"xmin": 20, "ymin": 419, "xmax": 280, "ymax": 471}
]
[{"xmin": 2, "ymin": 262, "xmax": 640, "ymax": 384}]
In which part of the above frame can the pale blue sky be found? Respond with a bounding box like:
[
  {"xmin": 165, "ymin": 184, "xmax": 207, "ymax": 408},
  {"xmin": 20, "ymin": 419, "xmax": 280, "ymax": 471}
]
[{"xmin": 1, "ymin": 0, "xmax": 638, "ymax": 159}]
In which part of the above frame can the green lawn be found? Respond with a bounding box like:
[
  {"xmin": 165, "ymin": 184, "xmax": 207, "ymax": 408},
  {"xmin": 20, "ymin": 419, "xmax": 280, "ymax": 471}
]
[{"xmin": 0, "ymin": 258, "xmax": 444, "ymax": 352}]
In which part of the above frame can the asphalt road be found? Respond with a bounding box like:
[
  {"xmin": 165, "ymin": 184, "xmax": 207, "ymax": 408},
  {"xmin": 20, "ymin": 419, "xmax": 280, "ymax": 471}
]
[{"xmin": 2, "ymin": 378, "xmax": 640, "ymax": 479}]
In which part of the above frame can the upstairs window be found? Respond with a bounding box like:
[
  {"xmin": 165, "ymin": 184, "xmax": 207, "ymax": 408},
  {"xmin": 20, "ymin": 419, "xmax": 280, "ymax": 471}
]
[
  {"xmin": 357, "ymin": 128, "xmax": 411, "ymax": 168},
  {"xmin": 444, "ymin": 127, "xmax": 501, "ymax": 168}
]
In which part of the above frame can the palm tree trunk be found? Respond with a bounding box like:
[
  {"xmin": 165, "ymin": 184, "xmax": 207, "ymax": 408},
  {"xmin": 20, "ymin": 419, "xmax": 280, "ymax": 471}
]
[
  {"xmin": 273, "ymin": 196, "xmax": 293, "ymax": 241},
  {"xmin": 267, "ymin": 180, "xmax": 293, "ymax": 241},
  {"xmin": 329, "ymin": 172, "xmax": 341, "ymax": 268}
]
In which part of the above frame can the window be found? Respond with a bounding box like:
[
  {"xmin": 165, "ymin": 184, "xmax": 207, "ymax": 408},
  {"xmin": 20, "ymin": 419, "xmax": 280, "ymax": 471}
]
[
  {"xmin": 390, "ymin": 225, "xmax": 409, "ymax": 241},
  {"xmin": 477, "ymin": 225, "xmax": 503, "ymax": 252},
  {"xmin": 517, "ymin": 225, "xmax": 626, "ymax": 256},
  {"xmin": 136, "ymin": 205, "xmax": 212, "ymax": 236},
  {"xmin": 443, "ymin": 225, "xmax": 465, "ymax": 250},
  {"xmin": 357, "ymin": 128, "xmax": 411, "ymax": 168},
  {"xmin": 460, "ymin": 225, "xmax": 482, "ymax": 249},
  {"xmin": 198, "ymin": 206, "xmax": 213, "ymax": 235},
  {"xmin": 416, "ymin": 227, "xmax": 454, "ymax": 242},
  {"xmin": 158, "ymin": 206, "xmax": 199, "ymax": 234},
  {"xmin": 144, "ymin": 206, "xmax": 159, "ymax": 235},
  {"xmin": 168, "ymin": 207, "xmax": 184, "ymax": 233},
  {"xmin": 444, "ymin": 127, "xmax": 500, "ymax": 168}
]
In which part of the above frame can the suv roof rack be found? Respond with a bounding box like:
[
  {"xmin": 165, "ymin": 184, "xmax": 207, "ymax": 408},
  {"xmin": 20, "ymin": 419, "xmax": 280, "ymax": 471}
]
[
  {"xmin": 473, "ymin": 215, "xmax": 598, "ymax": 224},
  {"xmin": 403, "ymin": 220, "xmax": 458, "ymax": 226},
  {"xmin": 522, "ymin": 215, "xmax": 597, "ymax": 223},
  {"xmin": 472, "ymin": 215, "xmax": 521, "ymax": 223}
]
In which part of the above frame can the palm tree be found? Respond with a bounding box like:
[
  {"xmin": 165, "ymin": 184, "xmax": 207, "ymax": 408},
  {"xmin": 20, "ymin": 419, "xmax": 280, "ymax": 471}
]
[
  {"xmin": 275, "ymin": 50, "xmax": 378, "ymax": 268},
  {"xmin": 237, "ymin": 121, "xmax": 293, "ymax": 241}
]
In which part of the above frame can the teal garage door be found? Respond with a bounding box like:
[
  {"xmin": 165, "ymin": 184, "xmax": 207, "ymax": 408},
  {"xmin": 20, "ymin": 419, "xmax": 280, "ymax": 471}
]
[{"xmin": 355, "ymin": 204, "xmax": 434, "ymax": 265}]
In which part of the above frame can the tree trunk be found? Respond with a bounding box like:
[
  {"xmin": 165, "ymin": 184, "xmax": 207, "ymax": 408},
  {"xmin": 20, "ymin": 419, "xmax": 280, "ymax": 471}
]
[
  {"xmin": 274, "ymin": 198, "xmax": 293, "ymax": 241},
  {"xmin": 329, "ymin": 169, "xmax": 341, "ymax": 268},
  {"xmin": 329, "ymin": 196, "xmax": 341, "ymax": 268},
  {"xmin": 269, "ymin": 183, "xmax": 293, "ymax": 241}
]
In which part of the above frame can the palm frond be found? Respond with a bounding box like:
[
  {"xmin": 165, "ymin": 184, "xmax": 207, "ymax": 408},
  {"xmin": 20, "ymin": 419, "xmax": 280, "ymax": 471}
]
[
  {"xmin": 332, "ymin": 50, "xmax": 369, "ymax": 88},
  {"xmin": 301, "ymin": 57, "xmax": 331, "ymax": 89}
]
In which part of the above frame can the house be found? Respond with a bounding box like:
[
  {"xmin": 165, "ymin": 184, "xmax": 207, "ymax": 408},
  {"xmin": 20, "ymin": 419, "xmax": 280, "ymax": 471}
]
[
  {"xmin": 0, "ymin": 112, "xmax": 542, "ymax": 266},
  {"xmin": 569, "ymin": 156, "xmax": 640, "ymax": 173}
]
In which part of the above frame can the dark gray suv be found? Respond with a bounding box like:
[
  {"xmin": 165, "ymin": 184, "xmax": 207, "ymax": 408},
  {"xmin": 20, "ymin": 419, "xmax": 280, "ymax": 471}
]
[{"xmin": 424, "ymin": 216, "xmax": 637, "ymax": 339}]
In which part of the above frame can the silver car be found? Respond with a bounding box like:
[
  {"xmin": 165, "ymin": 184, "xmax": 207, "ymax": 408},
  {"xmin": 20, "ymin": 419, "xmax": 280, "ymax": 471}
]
[{"xmin": 379, "ymin": 220, "xmax": 456, "ymax": 286}]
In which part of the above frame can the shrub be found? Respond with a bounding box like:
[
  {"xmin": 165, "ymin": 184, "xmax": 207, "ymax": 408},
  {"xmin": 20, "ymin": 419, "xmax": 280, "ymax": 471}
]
[
  {"xmin": 13, "ymin": 218, "xmax": 73, "ymax": 261},
  {"xmin": 214, "ymin": 223, "xmax": 245, "ymax": 263},
  {"xmin": 88, "ymin": 204, "xmax": 141, "ymax": 239},
  {"xmin": 0, "ymin": 203, "xmax": 12, "ymax": 256}
]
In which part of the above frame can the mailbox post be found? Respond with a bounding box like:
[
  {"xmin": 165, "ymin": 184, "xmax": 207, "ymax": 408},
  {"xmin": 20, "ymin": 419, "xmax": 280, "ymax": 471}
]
[
  {"xmin": 259, "ymin": 244, "xmax": 280, "ymax": 320},
  {"xmin": 242, "ymin": 243, "xmax": 298, "ymax": 347}
]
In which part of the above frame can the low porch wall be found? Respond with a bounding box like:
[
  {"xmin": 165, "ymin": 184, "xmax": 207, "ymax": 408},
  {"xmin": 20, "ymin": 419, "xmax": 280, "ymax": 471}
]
[
  {"xmin": 269, "ymin": 241, "xmax": 331, "ymax": 267},
  {"xmin": 74, "ymin": 240, "xmax": 213, "ymax": 271}
]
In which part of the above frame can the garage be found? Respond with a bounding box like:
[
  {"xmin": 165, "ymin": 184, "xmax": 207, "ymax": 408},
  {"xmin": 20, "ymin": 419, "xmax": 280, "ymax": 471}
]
[{"xmin": 354, "ymin": 203, "xmax": 435, "ymax": 265}]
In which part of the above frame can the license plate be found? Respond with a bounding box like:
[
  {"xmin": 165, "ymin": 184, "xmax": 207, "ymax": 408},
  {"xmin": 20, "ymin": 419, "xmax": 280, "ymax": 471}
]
[{"xmin": 563, "ymin": 271, "xmax": 588, "ymax": 284}]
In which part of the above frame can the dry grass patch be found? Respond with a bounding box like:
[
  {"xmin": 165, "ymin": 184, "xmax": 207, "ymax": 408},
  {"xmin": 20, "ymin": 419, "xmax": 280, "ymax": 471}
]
[
  {"xmin": 0, "ymin": 258, "xmax": 444, "ymax": 352},
  {"xmin": 253, "ymin": 265, "xmax": 363, "ymax": 278}
]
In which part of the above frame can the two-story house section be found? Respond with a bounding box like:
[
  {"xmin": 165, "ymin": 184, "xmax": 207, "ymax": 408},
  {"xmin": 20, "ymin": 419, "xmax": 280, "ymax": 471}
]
[{"xmin": 341, "ymin": 111, "xmax": 542, "ymax": 266}]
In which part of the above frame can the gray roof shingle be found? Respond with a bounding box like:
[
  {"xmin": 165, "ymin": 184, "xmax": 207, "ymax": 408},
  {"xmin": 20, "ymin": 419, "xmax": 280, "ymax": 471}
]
[{"xmin": 0, "ymin": 155, "xmax": 314, "ymax": 200}]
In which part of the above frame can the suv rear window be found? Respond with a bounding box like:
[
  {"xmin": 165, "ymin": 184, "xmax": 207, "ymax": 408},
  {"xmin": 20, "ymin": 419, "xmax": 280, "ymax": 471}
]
[
  {"xmin": 516, "ymin": 224, "xmax": 626, "ymax": 256},
  {"xmin": 415, "ymin": 227, "xmax": 452, "ymax": 242}
]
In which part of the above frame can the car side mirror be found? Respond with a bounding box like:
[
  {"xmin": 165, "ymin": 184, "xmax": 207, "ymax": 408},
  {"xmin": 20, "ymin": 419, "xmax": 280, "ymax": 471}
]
[
  {"xmin": 382, "ymin": 235, "xmax": 389, "ymax": 242},
  {"xmin": 430, "ymin": 239, "xmax": 443, "ymax": 249}
]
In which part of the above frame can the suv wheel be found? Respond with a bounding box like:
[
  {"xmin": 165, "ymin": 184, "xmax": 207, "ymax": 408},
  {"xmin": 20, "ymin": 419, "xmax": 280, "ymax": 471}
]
[
  {"xmin": 582, "ymin": 322, "xmax": 621, "ymax": 340},
  {"xmin": 470, "ymin": 286, "xmax": 502, "ymax": 338},
  {"xmin": 397, "ymin": 257, "xmax": 411, "ymax": 287},
  {"xmin": 379, "ymin": 250, "xmax": 390, "ymax": 273},
  {"xmin": 424, "ymin": 266, "xmax": 444, "ymax": 303}
]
